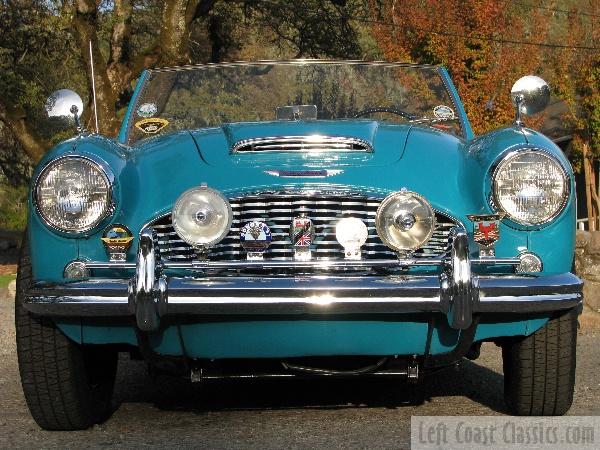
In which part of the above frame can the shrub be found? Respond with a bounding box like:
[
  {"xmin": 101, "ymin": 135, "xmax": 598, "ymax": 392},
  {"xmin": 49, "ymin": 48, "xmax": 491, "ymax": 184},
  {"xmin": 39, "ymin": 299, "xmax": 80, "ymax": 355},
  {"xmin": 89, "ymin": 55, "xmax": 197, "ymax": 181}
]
[{"xmin": 0, "ymin": 182, "xmax": 28, "ymax": 231}]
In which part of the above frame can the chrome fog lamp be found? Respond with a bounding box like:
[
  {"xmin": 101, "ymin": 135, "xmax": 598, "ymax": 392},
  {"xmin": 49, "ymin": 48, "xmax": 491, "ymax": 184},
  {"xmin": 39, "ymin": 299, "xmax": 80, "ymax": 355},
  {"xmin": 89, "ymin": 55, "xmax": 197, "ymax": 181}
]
[
  {"xmin": 64, "ymin": 261, "xmax": 90, "ymax": 279},
  {"xmin": 516, "ymin": 252, "xmax": 542, "ymax": 273},
  {"xmin": 493, "ymin": 150, "xmax": 568, "ymax": 225},
  {"xmin": 172, "ymin": 186, "xmax": 232, "ymax": 248},
  {"xmin": 35, "ymin": 157, "xmax": 112, "ymax": 232},
  {"xmin": 376, "ymin": 190, "xmax": 435, "ymax": 253},
  {"xmin": 335, "ymin": 217, "xmax": 368, "ymax": 259}
]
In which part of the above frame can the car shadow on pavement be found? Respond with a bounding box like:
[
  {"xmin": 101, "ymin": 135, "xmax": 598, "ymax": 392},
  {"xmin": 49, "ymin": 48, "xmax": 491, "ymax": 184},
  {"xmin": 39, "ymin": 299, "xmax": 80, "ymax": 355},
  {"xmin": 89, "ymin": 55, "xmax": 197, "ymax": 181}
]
[{"xmin": 112, "ymin": 356, "xmax": 509, "ymax": 415}]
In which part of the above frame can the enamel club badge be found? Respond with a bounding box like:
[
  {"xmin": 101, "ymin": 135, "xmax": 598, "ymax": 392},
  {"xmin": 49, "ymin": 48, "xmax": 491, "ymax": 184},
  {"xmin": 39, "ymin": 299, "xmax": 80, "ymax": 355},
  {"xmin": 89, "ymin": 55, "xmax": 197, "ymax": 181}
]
[
  {"xmin": 101, "ymin": 224, "xmax": 134, "ymax": 261},
  {"xmin": 134, "ymin": 118, "xmax": 169, "ymax": 134},
  {"xmin": 467, "ymin": 213, "xmax": 505, "ymax": 257},
  {"xmin": 290, "ymin": 216, "xmax": 314, "ymax": 247},
  {"xmin": 290, "ymin": 216, "xmax": 314, "ymax": 260},
  {"xmin": 240, "ymin": 221, "xmax": 272, "ymax": 260}
]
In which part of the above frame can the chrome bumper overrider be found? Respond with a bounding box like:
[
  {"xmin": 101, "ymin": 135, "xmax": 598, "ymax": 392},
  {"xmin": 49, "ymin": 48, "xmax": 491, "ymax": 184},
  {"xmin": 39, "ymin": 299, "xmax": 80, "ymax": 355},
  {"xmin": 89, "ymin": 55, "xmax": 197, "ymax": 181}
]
[{"xmin": 23, "ymin": 228, "xmax": 583, "ymax": 332}]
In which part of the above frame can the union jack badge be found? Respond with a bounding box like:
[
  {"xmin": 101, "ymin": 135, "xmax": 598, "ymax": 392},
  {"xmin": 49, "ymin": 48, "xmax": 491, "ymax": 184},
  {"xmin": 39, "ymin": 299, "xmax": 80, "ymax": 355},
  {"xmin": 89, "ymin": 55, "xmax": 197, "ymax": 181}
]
[
  {"xmin": 240, "ymin": 221, "xmax": 272, "ymax": 260},
  {"xmin": 290, "ymin": 216, "xmax": 314, "ymax": 247},
  {"xmin": 290, "ymin": 215, "xmax": 314, "ymax": 260},
  {"xmin": 467, "ymin": 213, "xmax": 505, "ymax": 257}
]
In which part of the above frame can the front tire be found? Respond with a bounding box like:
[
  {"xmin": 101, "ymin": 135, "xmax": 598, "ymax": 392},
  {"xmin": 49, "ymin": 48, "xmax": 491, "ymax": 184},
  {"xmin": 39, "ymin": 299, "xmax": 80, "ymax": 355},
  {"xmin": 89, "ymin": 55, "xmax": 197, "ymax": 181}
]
[
  {"xmin": 502, "ymin": 308, "xmax": 578, "ymax": 416},
  {"xmin": 15, "ymin": 236, "xmax": 118, "ymax": 430}
]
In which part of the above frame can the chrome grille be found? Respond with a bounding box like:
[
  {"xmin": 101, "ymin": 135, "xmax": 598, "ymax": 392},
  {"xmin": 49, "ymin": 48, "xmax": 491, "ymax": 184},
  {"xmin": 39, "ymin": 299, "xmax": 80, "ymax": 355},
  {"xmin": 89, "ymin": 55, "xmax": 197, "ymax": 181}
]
[
  {"xmin": 150, "ymin": 193, "xmax": 459, "ymax": 262},
  {"xmin": 232, "ymin": 136, "xmax": 372, "ymax": 153}
]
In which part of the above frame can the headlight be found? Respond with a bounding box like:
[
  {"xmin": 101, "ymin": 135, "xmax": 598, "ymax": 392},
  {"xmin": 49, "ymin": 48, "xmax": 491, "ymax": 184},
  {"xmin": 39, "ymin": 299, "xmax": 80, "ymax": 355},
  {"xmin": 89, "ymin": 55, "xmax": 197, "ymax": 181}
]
[
  {"xmin": 172, "ymin": 186, "xmax": 232, "ymax": 248},
  {"xmin": 35, "ymin": 157, "xmax": 112, "ymax": 232},
  {"xmin": 492, "ymin": 150, "xmax": 568, "ymax": 225},
  {"xmin": 376, "ymin": 190, "xmax": 435, "ymax": 253}
]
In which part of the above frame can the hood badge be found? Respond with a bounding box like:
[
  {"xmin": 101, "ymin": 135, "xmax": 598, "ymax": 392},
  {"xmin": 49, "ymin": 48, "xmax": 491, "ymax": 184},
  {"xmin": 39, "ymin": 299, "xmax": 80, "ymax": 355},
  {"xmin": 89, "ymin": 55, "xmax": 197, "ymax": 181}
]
[
  {"xmin": 264, "ymin": 169, "xmax": 343, "ymax": 178},
  {"xmin": 290, "ymin": 215, "xmax": 314, "ymax": 260},
  {"xmin": 101, "ymin": 225, "xmax": 134, "ymax": 261},
  {"xmin": 467, "ymin": 213, "xmax": 505, "ymax": 258},
  {"xmin": 240, "ymin": 221, "xmax": 272, "ymax": 260},
  {"xmin": 135, "ymin": 118, "xmax": 169, "ymax": 134}
]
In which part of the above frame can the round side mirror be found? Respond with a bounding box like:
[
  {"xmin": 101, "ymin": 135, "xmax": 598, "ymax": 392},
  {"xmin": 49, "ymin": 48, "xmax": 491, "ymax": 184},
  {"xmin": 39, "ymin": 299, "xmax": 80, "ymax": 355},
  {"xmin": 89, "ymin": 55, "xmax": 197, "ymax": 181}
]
[
  {"xmin": 510, "ymin": 75, "xmax": 550, "ymax": 116},
  {"xmin": 45, "ymin": 89, "xmax": 84, "ymax": 120}
]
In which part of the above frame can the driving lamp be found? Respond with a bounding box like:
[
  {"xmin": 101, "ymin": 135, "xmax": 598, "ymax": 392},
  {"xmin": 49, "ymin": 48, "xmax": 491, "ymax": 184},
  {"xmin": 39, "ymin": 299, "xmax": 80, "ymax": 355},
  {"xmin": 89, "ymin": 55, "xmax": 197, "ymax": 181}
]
[
  {"xmin": 376, "ymin": 190, "xmax": 435, "ymax": 253},
  {"xmin": 35, "ymin": 157, "xmax": 112, "ymax": 232},
  {"xmin": 172, "ymin": 186, "xmax": 232, "ymax": 248},
  {"xmin": 336, "ymin": 217, "xmax": 368, "ymax": 259},
  {"xmin": 493, "ymin": 150, "xmax": 568, "ymax": 225}
]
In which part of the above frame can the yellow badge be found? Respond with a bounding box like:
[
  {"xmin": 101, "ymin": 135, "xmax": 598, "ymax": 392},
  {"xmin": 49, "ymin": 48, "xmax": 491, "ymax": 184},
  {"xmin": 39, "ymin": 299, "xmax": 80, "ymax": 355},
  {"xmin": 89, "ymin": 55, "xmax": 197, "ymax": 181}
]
[
  {"xmin": 102, "ymin": 225, "xmax": 134, "ymax": 261},
  {"xmin": 135, "ymin": 118, "xmax": 169, "ymax": 134}
]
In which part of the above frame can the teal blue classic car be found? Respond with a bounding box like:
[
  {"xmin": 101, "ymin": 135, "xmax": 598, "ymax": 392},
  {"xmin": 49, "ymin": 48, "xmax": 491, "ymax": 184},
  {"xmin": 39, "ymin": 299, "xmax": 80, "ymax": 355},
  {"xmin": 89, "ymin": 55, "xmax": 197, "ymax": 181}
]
[{"xmin": 16, "ymin": 61, "xmax": 582, "ymax": 429}]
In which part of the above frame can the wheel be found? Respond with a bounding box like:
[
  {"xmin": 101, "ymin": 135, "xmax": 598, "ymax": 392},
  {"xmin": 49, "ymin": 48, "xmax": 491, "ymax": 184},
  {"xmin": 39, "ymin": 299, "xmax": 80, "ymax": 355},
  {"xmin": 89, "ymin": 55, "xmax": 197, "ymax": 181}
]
[
  {"xmin": 15, "ymin": 234, "xmax": 118, "ymax": 430},
  {"xmin": 502, "ymin": 308, "xmax": 578, "ymax": 416}
]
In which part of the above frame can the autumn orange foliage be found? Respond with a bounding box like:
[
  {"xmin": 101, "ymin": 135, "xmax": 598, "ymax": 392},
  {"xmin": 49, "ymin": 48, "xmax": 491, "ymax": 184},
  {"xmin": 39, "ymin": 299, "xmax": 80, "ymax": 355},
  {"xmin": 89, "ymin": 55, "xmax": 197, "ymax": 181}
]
[
  {"xmin": 370, "ymin": 0, "xmax": 599, "ymax": 226},
  {"xmin": 369, "ymin": 0, "xmax": 553, "ymax": 135}
]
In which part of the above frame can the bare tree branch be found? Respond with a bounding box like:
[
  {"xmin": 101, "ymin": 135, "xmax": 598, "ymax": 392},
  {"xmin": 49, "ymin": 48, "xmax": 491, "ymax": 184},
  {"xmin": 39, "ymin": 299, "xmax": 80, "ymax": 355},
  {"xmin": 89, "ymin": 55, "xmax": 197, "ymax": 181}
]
[
  {"xmin": 72, "ymin": 0, "xmax": 120, "ymax": 135},
  {"xmin": 109, "ymin": 0, "xmax": 132, "ymax": 66},
  {"xmin": 192, "ymin": 0, "xmax": 218, "ymax": 20}
]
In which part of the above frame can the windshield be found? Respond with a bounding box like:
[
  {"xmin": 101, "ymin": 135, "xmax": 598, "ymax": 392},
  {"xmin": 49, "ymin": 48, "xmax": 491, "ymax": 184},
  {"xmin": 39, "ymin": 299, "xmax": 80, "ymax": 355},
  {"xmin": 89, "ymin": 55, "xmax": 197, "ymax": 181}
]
[{"xmin": 125, "ymin": 61, "xmax": 463, "ymax": 144}]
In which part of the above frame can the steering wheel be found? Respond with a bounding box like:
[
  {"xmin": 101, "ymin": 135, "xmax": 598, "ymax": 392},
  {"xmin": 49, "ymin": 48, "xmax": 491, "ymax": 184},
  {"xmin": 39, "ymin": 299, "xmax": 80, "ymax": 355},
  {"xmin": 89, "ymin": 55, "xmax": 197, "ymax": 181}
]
[{"xmin": 353, "ymin": 107, "xmax": 417, "ymax": 120}]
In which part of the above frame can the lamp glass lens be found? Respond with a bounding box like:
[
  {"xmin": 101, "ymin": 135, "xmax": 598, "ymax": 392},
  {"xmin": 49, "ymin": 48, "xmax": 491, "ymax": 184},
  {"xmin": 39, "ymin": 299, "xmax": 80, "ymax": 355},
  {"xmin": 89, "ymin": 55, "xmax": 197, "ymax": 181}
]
[
  {"xmin": 494, "ymin": 151, "xmax": 567, "ymax": 225},
  {"xmin": 172, "ymin": 187, "xmax": 232, "ymax": 246},
  {"xmin": 36, "ymin": 158, "xmax": 111, "ymax": 232},
  {"xmin": 336, "ymin": 217, "xmax": 368, "ymax": 248},
  {"xmin": 376, "ymin": 191, "xmax": 435, "ymax": 251}
]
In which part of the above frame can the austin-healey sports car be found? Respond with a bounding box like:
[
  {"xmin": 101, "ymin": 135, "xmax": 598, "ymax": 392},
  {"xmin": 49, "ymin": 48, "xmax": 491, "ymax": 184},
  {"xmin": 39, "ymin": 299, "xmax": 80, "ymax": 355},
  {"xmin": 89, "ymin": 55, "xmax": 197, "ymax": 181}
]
[{"xmin": 16, "ymin": 61, "xmax": 582, "ymax": 430}]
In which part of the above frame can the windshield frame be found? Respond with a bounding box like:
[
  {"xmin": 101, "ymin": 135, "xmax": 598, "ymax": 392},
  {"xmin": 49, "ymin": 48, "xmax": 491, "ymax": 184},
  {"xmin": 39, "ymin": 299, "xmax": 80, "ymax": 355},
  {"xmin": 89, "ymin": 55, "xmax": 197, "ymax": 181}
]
[{"xmin": 119, "ymin": 60, "xmax": 471, "ymax": 144}]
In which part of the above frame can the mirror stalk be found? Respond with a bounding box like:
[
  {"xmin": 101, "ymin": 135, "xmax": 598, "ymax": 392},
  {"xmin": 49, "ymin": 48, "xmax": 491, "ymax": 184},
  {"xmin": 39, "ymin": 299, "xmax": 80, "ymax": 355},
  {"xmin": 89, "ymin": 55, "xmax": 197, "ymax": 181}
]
[
  {"xmin": 70, "ymin": 105, "xmax": 85, "ymax": 135},
  {"xmin": 514, "ymin": 95, "xmax": 524, "ymax": 128}
]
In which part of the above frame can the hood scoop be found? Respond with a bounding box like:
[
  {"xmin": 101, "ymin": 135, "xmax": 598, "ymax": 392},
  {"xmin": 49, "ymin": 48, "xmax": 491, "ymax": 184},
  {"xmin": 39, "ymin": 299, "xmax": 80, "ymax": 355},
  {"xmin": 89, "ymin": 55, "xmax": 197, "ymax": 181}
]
[{"xmin": 232, "ymin": 135, "xmax": 372, "ymax": 153}]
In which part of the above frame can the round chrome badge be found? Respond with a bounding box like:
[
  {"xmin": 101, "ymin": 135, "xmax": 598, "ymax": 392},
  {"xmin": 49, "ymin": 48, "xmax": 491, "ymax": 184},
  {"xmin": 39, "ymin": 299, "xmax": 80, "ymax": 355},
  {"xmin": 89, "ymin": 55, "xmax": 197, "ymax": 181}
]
[
  {"xmin": 137, "ymin": 102, "xmax": 158, "ymax": 118},
  {"xmin": 240, "ymin": 221, "xmax": 272, "ymax": 253}
]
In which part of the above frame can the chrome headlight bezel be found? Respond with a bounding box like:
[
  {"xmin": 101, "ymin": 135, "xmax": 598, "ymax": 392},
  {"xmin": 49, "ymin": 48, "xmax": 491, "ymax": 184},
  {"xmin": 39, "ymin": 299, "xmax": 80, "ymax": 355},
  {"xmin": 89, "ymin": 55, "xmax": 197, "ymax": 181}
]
[
  {"xmin": 34, "ymin": 155, "xmax": 114, "ymax": 233},
  {"xmin": 491, "ymin": 148, "xmax": 570, "ymax": 226}
]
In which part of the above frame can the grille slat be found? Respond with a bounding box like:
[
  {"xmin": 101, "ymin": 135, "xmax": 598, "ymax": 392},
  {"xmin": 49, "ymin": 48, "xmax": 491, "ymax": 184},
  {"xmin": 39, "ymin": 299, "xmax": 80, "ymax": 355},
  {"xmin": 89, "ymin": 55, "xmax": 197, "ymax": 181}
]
[{"xmin": 151, "ymin": 193, "xmax": 459, "ymax": 264}]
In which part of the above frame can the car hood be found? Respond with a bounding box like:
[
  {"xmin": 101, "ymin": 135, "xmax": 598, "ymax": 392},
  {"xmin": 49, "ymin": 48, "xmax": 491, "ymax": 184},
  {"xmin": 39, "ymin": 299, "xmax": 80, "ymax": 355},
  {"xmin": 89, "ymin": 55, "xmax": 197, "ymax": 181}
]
[
  {"xmin": 125, "ymin": 121, "xmax": 478, "ymax": 225},
  {"xmin": 190, "ymin": 120, "xmax": 412, "ymax": 168}
]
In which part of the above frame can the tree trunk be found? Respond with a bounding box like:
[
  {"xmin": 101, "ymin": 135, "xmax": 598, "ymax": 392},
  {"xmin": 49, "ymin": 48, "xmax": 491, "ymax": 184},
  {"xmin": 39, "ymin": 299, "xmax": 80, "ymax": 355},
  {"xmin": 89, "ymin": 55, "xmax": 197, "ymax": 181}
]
[
  {"xmin": 583, "ymin": 144, "xmax": 597, "ymax": 231},
  {"xmin": 0, "ymin": 105, "xmax": 47, "ymax": 162}
]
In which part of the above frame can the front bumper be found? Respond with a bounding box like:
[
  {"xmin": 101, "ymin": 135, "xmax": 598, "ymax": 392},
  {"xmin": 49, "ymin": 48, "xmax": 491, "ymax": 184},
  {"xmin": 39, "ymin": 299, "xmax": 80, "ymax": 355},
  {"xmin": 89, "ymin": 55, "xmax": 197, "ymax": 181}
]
[{"xmin": 23, "ymin": 228, "xmax": 583, "ymax": 332}]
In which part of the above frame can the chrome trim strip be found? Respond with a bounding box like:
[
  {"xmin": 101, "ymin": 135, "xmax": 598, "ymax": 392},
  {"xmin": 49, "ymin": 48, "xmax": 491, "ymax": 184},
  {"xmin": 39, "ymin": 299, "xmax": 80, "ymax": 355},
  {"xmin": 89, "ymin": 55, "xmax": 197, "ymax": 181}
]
[
  {"xmin": 153, "ymin": 60, "xmax": 441, "ymax": 73},
  {"xmin": 84, "ymin": 256, "xmax": 520, "ymax": 271},
  {"xmin": 481, "ymin": 293, "xmax": 580, "ymax": 303},
  {"xmin": 169, "ymin": 296, "xmax": 441, "ymax": 304},
  {"xmin": 264, "ymin": 169, "xmax": 344, "ymax": 178}
]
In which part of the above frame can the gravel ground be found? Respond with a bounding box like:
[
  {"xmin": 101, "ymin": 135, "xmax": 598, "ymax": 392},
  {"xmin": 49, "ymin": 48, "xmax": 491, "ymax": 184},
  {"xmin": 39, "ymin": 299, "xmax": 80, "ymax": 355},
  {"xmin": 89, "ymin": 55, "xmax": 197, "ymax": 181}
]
[{"xmin": 1, "ymin": 285, "xmax": 599, "ymax": 449}]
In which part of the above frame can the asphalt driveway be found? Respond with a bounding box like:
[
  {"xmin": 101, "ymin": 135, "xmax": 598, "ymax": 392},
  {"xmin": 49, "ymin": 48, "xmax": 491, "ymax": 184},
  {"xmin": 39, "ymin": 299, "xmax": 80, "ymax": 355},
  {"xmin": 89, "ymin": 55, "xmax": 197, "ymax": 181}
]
[{"xmin": 1, "ymin": 286, "xmax": 599, "ymax": 449}]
